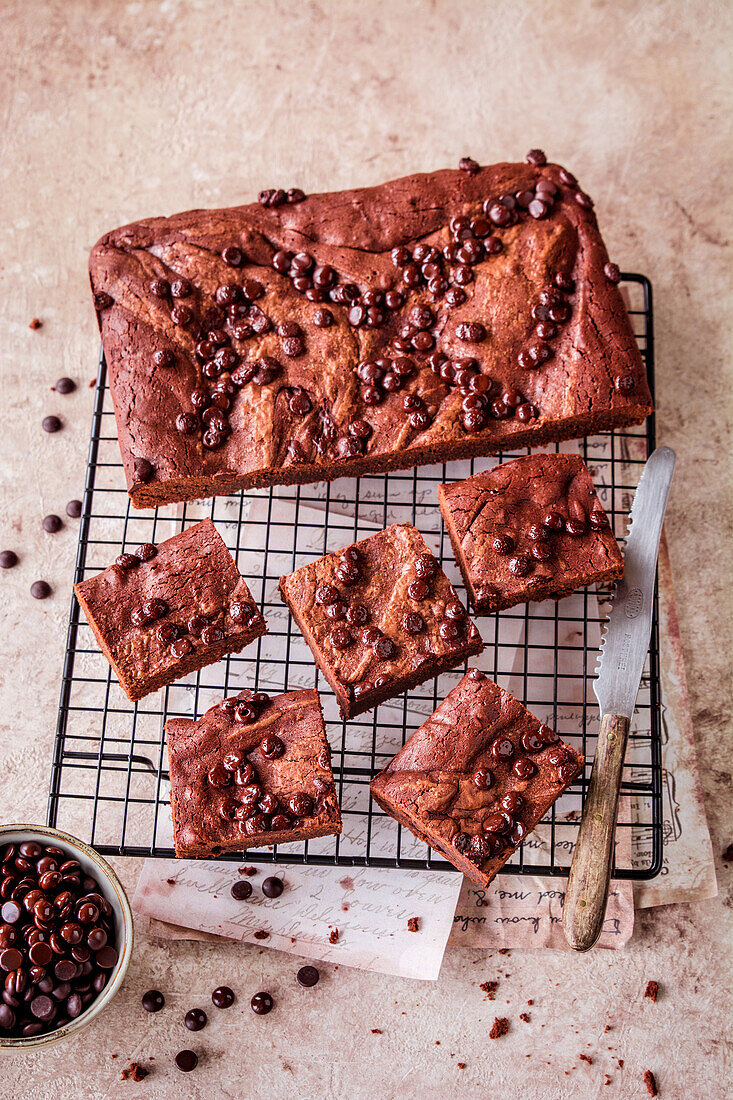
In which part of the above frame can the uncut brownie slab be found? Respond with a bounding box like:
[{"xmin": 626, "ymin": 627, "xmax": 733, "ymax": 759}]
[
  {"xmin": 74, "ymin": 518, "xmax": 266, "ymax": 701},
  {"xmin": 278, "ymin": 523, "xmax": 483, "ymax": 720},
  {"xmin": 89, "ymin": 150, "xmax": 653, "ymax": 508},
  {"xmin": 438, "ymin": 453, "xmax": 624, "ymax": 613},
  {"xmin": 370, "ymin": 668, "xmax": 584, "ymax": 888},
  {"xmin": 166, "ymin": 688, "xmax": 341, "ymax": 857}
]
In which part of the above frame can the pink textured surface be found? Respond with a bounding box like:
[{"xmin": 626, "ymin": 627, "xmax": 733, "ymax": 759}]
[{"xmin": 0, "ymin": 1, "xmax": 730, "ymax": 1097}]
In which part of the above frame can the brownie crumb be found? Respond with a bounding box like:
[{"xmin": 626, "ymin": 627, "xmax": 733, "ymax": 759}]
[
  {"xmin": 457, "ymin": 1062, "xmax": 467, "ymax": 1069},
  {"xmin": 604, "ymin": 1074, "xmax": 612, "ymax": 1086},
  {"xmin": 407, "ymin": 917, "xmax": 420, "ymax": 932},
  {"xmin": 644, "ymin": 980, "xmax": 659, "ymax": 1002},
  {"xmin": 723, "ymin": 843, "xmax": 733, "ymax": 862},
  {"xmin": 498, "ymin": 948, "xmax": 511, "ymax": 955},
  {"xmin": 371, "ymin": 1028, "xmax": 382, "ymax": 1034},
  {"xmin": 121, "ymin": 1063, "xmax": 149, "ymax": 1082},
  {"xmin": 519, "ymin": 1012, "xmax": 531, "ymax": 1023},
  {"xmin": 527, "ymin": 999, "xmax": 534, "ymax": 1006},
  {"xmin": 253, "ymin": 929, "xmax": 269, "ymax": 940},
  {"xmin": 480, "ymin": 981, "xmax": 498, "ymax": 999},
  {"xmin": 617, "ymin": 1059, "xmax": 624, "ymax": 1068},
  {"xmin": 329, "ymin": 928, "xmax": 339, "ymax": 944},
  {"xmin": 643, "ymin": 1069, "xmax": 658, "ymax": 1096},
  {"xmin": 29, "ymin": 318, "xmax": 42, "ymax": 330},
  {"xmin": 489, "ymin": 1017, "xmax": 509, "ymax": 1039},
  {"xmin": 579, "ymin": 1053, "xmax": 593, "ymax": 1064},
  {"xmin": 166, "ymin": 878, "xmax": 176, "ymax": 885},
  {"xmin": 239, "ymin": 865, "xmax": 258, "ymax": 876},
  {"xmin": 604, "ymin": 1023, "xmax": 612, "ymax": 1032}
]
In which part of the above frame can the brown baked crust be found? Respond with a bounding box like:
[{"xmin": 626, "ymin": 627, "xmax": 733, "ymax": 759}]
[
  {"xmin": 438, "ymin": 453, "xmax": 624, "ymax": 612},
  {"xmin": 166, "ymin": 687, "xmax": 341, "ymax": 858},
  {"xmin": 370, "ymin": 668, "xmax": 584, "ymax": 887},
  {"xmin": 89, "ymin": 156, "xmax": 653, "ymax": 508},
  {"xmin": 74, "ymin": 518, "xmax": 266, "ymax": 701},
  {"xmin": 278, "ymin": 523, "xmax": 483, "ymax": 719}
]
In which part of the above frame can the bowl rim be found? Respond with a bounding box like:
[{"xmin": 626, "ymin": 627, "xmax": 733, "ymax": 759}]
[{"xmin": 0, "ymin": 823, "xmax": 134, "ymax": 1051}]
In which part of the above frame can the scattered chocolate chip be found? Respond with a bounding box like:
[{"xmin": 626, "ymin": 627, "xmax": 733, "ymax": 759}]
[
  {"xmin": 54, "ymin": 377, "xmax": 75, "ymax": 394},
  {"xmin": 29, "ymin": 317, "xmax": 42, "ymax": 329},
  {"xmin": 296, "ymin": 965, "xmax": 320, "ymax": 988},
  {"xmin": 42, "ymin": 415, "xmax": 61, "ymax": 433},
  {"xmin": 231, "ymin": 880, "xmax": 252, "ymax": 901},
  {"xmin": 41, "ymin": 513, "xmax": 62, "ymax": 534},
  {"xmin": 31, "ymin": 580, "xmax": 51, "ymax": 600},
  {"xmin": 141, "ymin": 989, "xmax": 165, "ymax": 1013},
  {"xmin": 458, "ymin": 157, "xmax": 480, "ymax": 175},
  {"xmin": 526, "ymin": 149, "xmax": 547, "ymax": 166},
  {"xmin": 185, "ymin": 1008, "xmax": 207, "ymax": 1031},
  {"xmin": 262, "ymin": 877, "xmax": 284, "ymax": 899},
  {"xmin": 211, "ymin": 986, "xmax": 235, "ymax": 1009},
  {"xmin": 251, "ymin": 991, "xmax": 273, "ymax": 1015},
  {"xmin": 0, "ymin": 550, "xmax": 18, "ymax": 569},
  {"xmin": 175, "ymin": 1050, "xmax": 198, "ymax": 1072}
]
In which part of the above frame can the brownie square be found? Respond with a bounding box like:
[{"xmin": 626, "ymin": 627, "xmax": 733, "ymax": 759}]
[
  {"xmin": 166, "ymin": 688, "xmax": 341, "ymax": 858},
  {"xmin": 89, "ymin": 157, "xmax": 652, "ymax": 509},
  {"xmin": 278, "ymin": 523, "xmax": 483, "ymax": 719},
  {"xmin": 74, "ymin": 518, "xmax": 266, "ymax": 701},
  {"xmin": 370, "ymin": 668, "xmax": 584, "ymax": 887},
  {"xmin": 438, "ymin": 453, "xmax": 624, "ymax": 613}
]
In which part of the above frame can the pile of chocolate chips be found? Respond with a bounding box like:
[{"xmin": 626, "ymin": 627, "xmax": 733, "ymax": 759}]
[{"xmin": 0, "ymin": 840, "xmax": 118, "ymax": 1038}]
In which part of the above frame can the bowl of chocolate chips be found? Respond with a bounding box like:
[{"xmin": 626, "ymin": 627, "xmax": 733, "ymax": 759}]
[{"xmin": 0, "ymin": 824, "xmax": 133, "ymax": 1049}]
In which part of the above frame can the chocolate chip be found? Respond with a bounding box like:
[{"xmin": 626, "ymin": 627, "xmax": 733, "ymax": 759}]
[
  {"xmin": 403, "ymin": 612, "xmax": 425, "ymax": 635},
  {"xmin": 142, "ymin": 989, "xmax": 165, "ymax": 1012},
  {"xmin": 170, "ymin": 304, "xmax": 193, "ymax": 326},
  {"xmin": 589, "ymin": 510, "xmax": 608, "ymax": 530},
  {"xmin": 614, "ymin": 374, "xmax": 635, "ymax": 395},
  {"xmin": 262, "ymin": 877, "xmax": 284, "ymax": 899},
  {"xmin": 175, "ymin": 1050, "xmax": 198, "ymax": 1072},
  {"xmin": 42, "ymin": 415, "xmax": 61, "ymax": 433},
  {"xmin": 251, "ymin": 991, "xmax": 273, "ymax": 1015},
  {"xmin": 222, "ymin": 246, "xmax": 244, "ymax": 267},
  {"xmin": 407, "ymin": 579, "xmax": 429, "ymax": 601},
  {"xmin": 211, "ymin": 985, "xmax": 235, "ymax": 1009},
  {"xmin": 521, "ymin": 730, "xmax": 544, "ymax": 753},
  {"xmin": 526, "ymin": 149, "xmax": 547, "ymax": 166},
  {"xmin": 458, "ymin": 156, "xmax": 480, "ymax": 175},
  {"xmin": 287, "ymin": 188, "xmax": 306, "ymax": 204},
  {"xmin": 0, "ymin": 551, "xmax": 18, "ymax": 569},
  {"xmin": 604, "ymin": 262, "xmax": 621, "ymax": 283},
  {"xmin": 93, "ymin": 291, "xmax": 114, "ymax": 310},
  {"xmin": 472, "ymin": 769, "xmax": 493, "ymax": 790},
  {"xmin": 492, "ymin": 534, "xmax": 514, "ymax": 555},
  {"xmin": 185, "ymin": 1008, "xmax": 207, "ymax": 1031},
  {"xmin": 133, "ymin": 458, "xmax": 153, "ymax": 483},
  {"xmin": 31, "ymin": 581, "xmax": 51, "ymax": 600},
  {"xmin": 260, "ymin": 735, "xmax": 285, "ymax": 760},
  {"xmin": 313, "ymin": 308, "xmax": 334, "ymax": 328},
  {"xmin": 373, "ymin": 636, "xmax": 396, "ymax": 661},
  {"xmin": 456, "ymin": 321, "xmax": 486, "ymax": 343},
  {"xmin": 490, "ymin": 738, "xmax": 514, "ymax": 762},
  {"xmin": 297, "ymin": 965, "xmax": 319, "ymax": 988},
  {"xmin": 508, "ymin": 555, "xmax": 532, "ymax": 577},
  {"xmin": 501, "ymin": 792, "xmax": 524, "ymax": 813},
  {"xmin": 54, "ymin": 377, "xmax": 76, "ymax": 394},
  {"xmin": 564, "ymin": 518, "xmax": 586, "ymax": 536},
  {"xmin": 513, "ymin": 758, "xmax": 537, "ymax": 779}
]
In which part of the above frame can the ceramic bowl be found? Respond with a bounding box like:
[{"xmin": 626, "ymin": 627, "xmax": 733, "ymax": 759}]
[{"xmin": 0, "ymin": 823, "xmax": 133, "ymax": 1051}]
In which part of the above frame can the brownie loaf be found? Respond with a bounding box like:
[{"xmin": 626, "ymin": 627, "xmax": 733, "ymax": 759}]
[{"xmin": 89, "ymin": 151, "xmax": 653, "ymax": 507}]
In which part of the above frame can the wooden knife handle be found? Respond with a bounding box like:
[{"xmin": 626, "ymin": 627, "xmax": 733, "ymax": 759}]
[{"xmin": 562, "ymin": 713, "xmax": 630, "ymax": 951}]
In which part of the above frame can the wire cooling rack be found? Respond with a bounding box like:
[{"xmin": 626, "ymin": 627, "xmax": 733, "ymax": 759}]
[{"xmin": 47, "ymin": 274, "xmax": 661, "ymax": 880}]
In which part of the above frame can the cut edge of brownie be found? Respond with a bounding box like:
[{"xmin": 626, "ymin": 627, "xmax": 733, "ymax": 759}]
[
  {"xmin": 126, "ymin": 405, "xmax": 653, "ymax": 509},
  {"xmin": 277, "ymin": 578, "xmax": 484, "ymax": 718},
  {"xmin": 75, "ymin": 583, "xmax": 267, "ymax": 701}
]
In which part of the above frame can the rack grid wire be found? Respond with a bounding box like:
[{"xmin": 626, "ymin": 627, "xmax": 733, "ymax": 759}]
[{"xmin": 47, "ymin": 274, "xmax": 661, "ymax": 881}]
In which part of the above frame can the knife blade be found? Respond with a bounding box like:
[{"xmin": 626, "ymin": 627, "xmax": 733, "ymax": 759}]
[
  {"xmin": 593, "ymin": 445, "xmax": 677, "ymax": 719},
  {"xmin": 563, "ymin": 445, "xmax": 676, "ymax": 951}
]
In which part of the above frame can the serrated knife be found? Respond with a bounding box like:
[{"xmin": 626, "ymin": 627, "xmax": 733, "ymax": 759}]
[{"xmin": 563, "ymin": 445, "xmax": 676, "ymax": 951}]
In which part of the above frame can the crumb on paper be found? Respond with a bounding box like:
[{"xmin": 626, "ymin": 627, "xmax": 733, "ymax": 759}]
[
  {"xmin": 407, "ymin": 917, "xmax": 420, "ymax": 932},
  {"xmin": 89, "ymin": 377, "xmax": 96, "ymax": 387},
  {"xmin": 498, "ymin": 948, "xmax": 510, "ymax": 955},
  {"xmin": 519, "ymin": 1012, "xmax": 530, "ymax": 1023},
  {"xmin": 604, "ymin": 1074, "xmax": 612, "ymax": 1086},
  {"xmin": 121, "ymin": 1063, "xmax": 149, "ymax": 1082},
  {"xmin": 253, "ymin": 929, "xmax": 269, "ymax": 940},
  {"xmin": 617, "ymin": 1059, "xmax": 624, "ymax": 1068},
  {"xmin": 644, "ymin": 980, "xmax": 659, "ymax": 1002},
  {"xmin": 723, "ymin": 843, "xmax": 733, "ymax": 862},
  {"xmin": 371, "ymin": 1028, "xmax": 382, "ymax": 1034},
  {"xmin": 579, "ymin": 1053, "xmax": 593, "ymax": 1064},
  {"xmin": 166, "ymin": 878, "xmax": 176, "ymax": 885},
  {"xmin": 239, "ymin": 865, "xmax": 257, "ymax": 876},
  {"xmin": 29, "ymin": 318, "xmax": 42, "ymax": 329},
  {"xmin": 489, "ymin": 1017, "xmax": 509, "ymax": 1039},
  {"xmin": 329, "ymin": 928, "xmax": 339, "ymax": 944},
  {"xmin": 527, "ymin": 999, "xmax": 533, "ymax": 1005},
  {"xmin": 457, "ymin": 1062, "xmax": 466, "ymax": 1069},
  {"xmin": 605, "ymin": 1023, "xmax": 612, "ymax": 1032},
  {"xmin": 480, "ymin": 981, "xmax": 498, "ymax": 999},
  {"xmin": 643, "ymin": 1069, "xmax": 658, "ymax": 1096}
]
